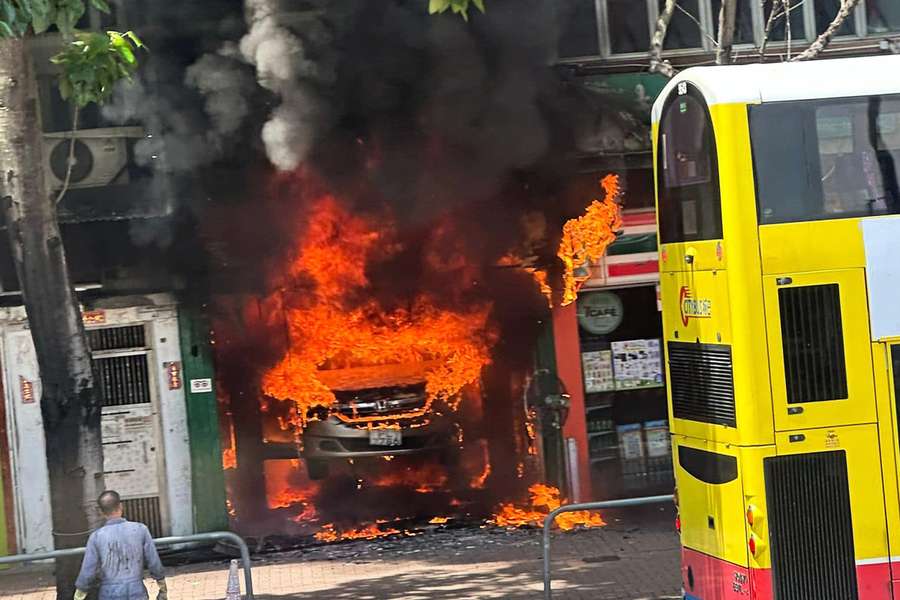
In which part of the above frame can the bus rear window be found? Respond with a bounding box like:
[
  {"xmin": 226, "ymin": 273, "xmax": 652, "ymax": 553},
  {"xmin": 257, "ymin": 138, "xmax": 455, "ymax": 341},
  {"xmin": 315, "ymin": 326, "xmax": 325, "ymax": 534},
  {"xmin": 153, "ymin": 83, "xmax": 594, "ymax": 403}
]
[
  {"xmin": 751, "ymin": 95, "xmax": 900, "ymax": 224},
  {"xmin": 657, "ymin": 84, "xmax": 723, "ymax": 243}
]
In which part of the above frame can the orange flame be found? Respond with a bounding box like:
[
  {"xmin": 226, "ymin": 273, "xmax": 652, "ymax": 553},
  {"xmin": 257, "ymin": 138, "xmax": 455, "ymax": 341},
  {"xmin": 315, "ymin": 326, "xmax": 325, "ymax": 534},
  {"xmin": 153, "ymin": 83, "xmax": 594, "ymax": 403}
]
[
  {"xmin": 222, "ymin": 448, "xmax": 237, "ymax": 471},
  {"xmin": 259, "ymin": 194, "xmax": 496, "ymax": 424},
  {"xmin": 315, "ymin": 522, "xmax": 404, "ymax": 543},
  {"xmin": 265, "ymin": 460, "xmax": 319, "ymax": 522},
  {"xmin": 557, "ymin": 174, "xmax": 623, "ymax": 306},
  {"xmin": 369, "ymin": 462, "xmax": 449, "ymax": 493},
  {"xmin": 490, "ymin": 484, "xmax": 605, "ymax": 531}
]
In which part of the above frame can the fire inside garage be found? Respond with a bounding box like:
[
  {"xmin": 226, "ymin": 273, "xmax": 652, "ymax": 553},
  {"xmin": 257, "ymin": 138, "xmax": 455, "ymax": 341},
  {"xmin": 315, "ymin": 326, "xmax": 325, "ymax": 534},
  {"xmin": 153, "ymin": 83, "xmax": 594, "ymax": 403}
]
[{"xmin": 207, "ymin": 165, "xmax": 620, "ymax": 543}]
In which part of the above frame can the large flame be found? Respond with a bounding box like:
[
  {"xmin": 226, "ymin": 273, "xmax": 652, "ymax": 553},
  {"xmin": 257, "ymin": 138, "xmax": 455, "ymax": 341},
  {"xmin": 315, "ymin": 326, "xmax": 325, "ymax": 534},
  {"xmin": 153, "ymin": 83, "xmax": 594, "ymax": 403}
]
[
  {"xmin": 260, "ymin": 194, "xmax": 495, "ymax": 423},
  {"xmin": 490, "ymin": 484, "xmax": 606, "ymax": 531},
  {"xmin": 557, "ymin": 174, "xmax": 623, "ymax": 306}
]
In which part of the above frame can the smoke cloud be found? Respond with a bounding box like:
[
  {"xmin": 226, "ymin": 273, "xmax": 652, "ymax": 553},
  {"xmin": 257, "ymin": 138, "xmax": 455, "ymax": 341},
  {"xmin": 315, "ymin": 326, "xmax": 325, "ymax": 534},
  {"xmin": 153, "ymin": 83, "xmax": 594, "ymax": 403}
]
[{"xmin": 234, "ymin": 0, "xmax": 334, "ymax": 171}]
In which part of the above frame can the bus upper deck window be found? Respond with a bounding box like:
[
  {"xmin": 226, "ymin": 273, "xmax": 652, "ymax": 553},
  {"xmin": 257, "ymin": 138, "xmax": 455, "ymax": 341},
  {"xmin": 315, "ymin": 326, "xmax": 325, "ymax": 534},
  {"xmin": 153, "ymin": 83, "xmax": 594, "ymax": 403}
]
[
  {"xmin": 657, "ymin": 84, "xmax": 723, "ymax": 244},
  {"xmin": 751, "ymin": 94, "xmax": 900, "ymax": 225}
]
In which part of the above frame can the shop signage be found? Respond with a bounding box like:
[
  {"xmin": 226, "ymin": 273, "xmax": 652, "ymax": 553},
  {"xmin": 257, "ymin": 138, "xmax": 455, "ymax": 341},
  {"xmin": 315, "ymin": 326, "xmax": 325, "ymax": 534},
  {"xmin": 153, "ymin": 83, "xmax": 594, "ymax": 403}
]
[
  {"xmin": 165, "ymin": 361, "xmax": 182, "ymax": 390},
  {"xmin": 83, "ymin": 310, "xmax": 106, "ymax": 325},
  {"xmin": 611, "ymin": 339, "xmax": 664, "ymax": 390},
  {"xmin": 190, "ymin": 378, "xmax": 213, "ymax": 393},
  {"xmin": 578, "ymin": 292, "xmax": 624, "ymax": 335},
  {"xmin": 20, "ymin": 376, "xmax": 34, "ymax": 404},
  {"xmin": 582, "ymin": 350, "xmax": 614, "ymax": 393},
  {"xmin": 644, "ymin": 420, "xmax": 670, "ymax": 458},
  {"xmin": 679, "ymin": 286, "xmax": 712, "ymax": 326},
  {"xmin": 617, "ymin": 423, "xmax": 645, "ymax": 461}
]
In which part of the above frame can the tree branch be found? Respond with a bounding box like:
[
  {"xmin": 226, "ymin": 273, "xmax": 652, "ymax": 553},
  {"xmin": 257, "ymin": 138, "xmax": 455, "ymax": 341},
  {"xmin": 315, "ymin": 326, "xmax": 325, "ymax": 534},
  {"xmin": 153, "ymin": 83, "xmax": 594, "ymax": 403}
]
[
  {"xmin": 759, "ymin": 0, "xmax": 783, "ymax": 59},
  {"xmin": 792, "ymin": 0, "xmax": 862, "ymax": 61},
  {"xmin": 784, "ymin": 0, "xmax": 793, "ymax": 59},
  {"xmin": 649, "ymin": 0, "xmax": 677, "ymax": 78},
  {"xmin": 55, "ymin": 105, "xmax": 80, "ymax": 205},
  {"xmin": 716, "ymin": 0, "xmax": 737, "ymax": 64}
]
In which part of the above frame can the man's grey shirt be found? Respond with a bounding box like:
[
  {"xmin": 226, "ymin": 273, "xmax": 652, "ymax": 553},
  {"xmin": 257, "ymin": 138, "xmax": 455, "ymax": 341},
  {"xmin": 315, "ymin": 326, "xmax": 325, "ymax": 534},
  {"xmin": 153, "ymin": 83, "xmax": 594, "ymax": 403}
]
[{"xmin": 75, "ymin": 517, "xmax": 165, "ymax": 600}]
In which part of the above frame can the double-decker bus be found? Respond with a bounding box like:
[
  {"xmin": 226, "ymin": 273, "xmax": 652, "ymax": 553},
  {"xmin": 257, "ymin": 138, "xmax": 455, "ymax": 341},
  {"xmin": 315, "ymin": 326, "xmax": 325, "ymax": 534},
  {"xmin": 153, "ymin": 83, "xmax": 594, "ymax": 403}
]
[{"xmin": 652, "ymin": 55, "xmax": 900, "ymax": 600}]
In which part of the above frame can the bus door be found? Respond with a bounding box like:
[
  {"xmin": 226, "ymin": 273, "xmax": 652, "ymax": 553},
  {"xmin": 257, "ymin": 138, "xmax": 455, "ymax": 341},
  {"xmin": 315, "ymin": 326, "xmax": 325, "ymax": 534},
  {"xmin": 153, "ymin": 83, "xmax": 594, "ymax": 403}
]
[{"xmin": 762, "ymin": 269, "xmax": 876, "ymax": 431}]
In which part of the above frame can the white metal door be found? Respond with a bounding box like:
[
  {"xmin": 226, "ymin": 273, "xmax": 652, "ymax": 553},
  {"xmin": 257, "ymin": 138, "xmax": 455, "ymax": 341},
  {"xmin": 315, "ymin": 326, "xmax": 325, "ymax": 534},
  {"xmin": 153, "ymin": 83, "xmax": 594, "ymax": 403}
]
[{"xmin": 90, "ymin": 325, "xmax": 168, "ymax": 536}]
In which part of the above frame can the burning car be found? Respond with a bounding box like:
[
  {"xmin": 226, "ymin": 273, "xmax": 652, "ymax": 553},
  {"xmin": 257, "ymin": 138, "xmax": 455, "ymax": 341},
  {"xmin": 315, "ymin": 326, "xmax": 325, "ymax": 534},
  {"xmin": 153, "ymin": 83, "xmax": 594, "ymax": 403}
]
[{"xmin": 302, "ymin": 363, "xmax": 461, "ymax": 480}]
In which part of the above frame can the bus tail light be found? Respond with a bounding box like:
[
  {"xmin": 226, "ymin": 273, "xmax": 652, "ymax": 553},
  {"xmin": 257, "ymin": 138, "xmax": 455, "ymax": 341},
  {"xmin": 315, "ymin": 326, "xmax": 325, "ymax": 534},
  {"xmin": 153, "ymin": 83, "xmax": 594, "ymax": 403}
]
[
  {"xmin": 748, "ymin": 533, "xmax": 764, "ymax": 556},
  {"xmin": 747, "ymin": 504, "xmax": 759, "ymax": 526}
]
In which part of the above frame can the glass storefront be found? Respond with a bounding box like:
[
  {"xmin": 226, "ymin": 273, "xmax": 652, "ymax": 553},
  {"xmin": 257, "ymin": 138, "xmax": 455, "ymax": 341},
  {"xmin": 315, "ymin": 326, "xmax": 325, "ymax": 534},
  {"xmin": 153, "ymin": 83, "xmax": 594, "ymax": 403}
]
[{"xmin": 576, "ymin": 285, "xmax": 674, "ymax": 500}]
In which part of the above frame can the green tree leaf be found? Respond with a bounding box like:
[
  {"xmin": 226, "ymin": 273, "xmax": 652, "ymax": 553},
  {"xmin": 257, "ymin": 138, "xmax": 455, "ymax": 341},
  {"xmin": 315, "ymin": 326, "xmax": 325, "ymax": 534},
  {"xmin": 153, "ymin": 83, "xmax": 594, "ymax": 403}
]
[
  {"xmin": 428, "ymin": 0, "xmax": 451, "ymax": 14},
  {"xmin": 30, "ymin": 0, "xmax": 51, "ymax": 33},
  {"xmin": 88, "ymin": 0, "xmax": 108, "ymax": 12},
  {"xmin": 52, "ymin": 29, "xmax": 144, "ymax": 107}
]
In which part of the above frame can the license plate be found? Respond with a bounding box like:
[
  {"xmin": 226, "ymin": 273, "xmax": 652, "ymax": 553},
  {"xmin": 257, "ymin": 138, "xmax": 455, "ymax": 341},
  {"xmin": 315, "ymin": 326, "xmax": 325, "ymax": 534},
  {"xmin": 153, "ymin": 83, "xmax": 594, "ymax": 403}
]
[{"xmin": 369, "ymin": 429, "xmax": 402, "ymax": 447}]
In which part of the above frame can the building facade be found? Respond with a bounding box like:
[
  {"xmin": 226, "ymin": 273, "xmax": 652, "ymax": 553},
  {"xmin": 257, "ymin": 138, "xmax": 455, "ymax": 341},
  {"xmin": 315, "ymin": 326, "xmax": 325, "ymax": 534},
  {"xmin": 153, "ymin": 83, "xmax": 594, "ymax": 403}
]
[
  {"xmin": 550, "ymin": 0, "xmax": 900, "ymax": 501},
  {"xmin": 0, "ymin": 3, "xmax": 227, "ymax": 554}
]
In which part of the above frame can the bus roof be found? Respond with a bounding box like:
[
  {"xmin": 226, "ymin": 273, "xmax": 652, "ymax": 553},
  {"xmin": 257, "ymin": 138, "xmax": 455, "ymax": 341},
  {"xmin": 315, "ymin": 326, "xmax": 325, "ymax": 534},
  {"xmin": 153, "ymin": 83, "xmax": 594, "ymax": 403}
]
[{"xmin": 651, "ymin": 55, "xmax": 900, "ymax": 124}]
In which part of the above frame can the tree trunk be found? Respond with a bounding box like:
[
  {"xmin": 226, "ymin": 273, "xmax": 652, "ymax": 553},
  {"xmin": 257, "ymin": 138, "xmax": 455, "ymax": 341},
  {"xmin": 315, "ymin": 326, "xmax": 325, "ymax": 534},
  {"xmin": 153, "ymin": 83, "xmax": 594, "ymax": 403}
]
[
  {"xmin": 716, "ymin": 0, "xmax": 737, "ymax": 64},
  {"xmin": 792, "ymin": 0, "xmax": 863, "ymax": 61},
  {"xmin": 649, "ymin": 0, "xmax": 677, "ymax": 77},
  {"xmin": 0, "ymin": 36, "xmax": 104, "ymax": 599}
]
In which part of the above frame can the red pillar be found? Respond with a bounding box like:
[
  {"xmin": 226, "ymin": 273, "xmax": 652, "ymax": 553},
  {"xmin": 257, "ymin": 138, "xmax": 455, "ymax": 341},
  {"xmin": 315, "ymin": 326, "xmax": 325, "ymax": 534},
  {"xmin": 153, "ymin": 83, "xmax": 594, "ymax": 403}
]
[{"xmin": 551, "ymin": 301, "xmax": 591, "ymax": 501}]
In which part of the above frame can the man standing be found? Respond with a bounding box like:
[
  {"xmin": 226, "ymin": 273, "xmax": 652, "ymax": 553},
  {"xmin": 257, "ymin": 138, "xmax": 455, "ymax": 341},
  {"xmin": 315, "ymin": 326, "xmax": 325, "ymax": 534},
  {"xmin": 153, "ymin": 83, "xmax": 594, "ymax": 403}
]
[{"xmin": 74, "ymin": 490, "xmax": 168, "ymax": 600}]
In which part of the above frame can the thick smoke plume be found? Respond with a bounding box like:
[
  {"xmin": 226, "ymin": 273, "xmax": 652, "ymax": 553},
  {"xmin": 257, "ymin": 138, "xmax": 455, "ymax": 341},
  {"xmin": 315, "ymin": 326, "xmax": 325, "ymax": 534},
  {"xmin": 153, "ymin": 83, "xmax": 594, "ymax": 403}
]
[{"xmin": 238, "ymin": 0, "xmax": 334, "ymax": 170}]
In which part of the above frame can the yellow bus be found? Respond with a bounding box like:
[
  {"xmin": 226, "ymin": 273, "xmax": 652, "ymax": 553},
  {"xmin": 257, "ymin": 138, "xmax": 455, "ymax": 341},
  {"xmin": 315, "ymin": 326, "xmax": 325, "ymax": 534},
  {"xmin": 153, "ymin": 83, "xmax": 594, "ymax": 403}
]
[{"xmin": 652, "ymin": 55, "xmax": 900, "ymax": 600}]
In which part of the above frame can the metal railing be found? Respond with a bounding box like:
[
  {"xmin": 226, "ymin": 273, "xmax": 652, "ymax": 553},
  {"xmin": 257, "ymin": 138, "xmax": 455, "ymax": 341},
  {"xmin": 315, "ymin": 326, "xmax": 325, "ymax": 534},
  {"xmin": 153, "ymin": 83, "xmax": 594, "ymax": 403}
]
[
  {"xmin": 542, "ymin": 494, "xmax": 674, "ymax": 600},
  {"xmin": 0, "ymin": 531, "xmax": 254, "ymax": 599}
]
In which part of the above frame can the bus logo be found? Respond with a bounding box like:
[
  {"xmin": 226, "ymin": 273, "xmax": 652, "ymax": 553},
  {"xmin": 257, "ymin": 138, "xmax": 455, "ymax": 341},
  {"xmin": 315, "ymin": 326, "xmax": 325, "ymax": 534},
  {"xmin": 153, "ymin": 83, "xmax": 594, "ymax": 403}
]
[{"xmin": 679, "ymin": 286, "xmax": 712, "ymax": 326}]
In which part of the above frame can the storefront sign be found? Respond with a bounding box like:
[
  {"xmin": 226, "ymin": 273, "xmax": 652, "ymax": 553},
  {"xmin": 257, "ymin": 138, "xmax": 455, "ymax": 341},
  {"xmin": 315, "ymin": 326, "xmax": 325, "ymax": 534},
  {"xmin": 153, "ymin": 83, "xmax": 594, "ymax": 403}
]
[
  {"xmin": 577, "ymin": 292, "xmax": 624, "ymax": 335},
  {"xmin": 611, "ymin": 339, "xmax": 664, "ymax": 390},
  {"xmin": 679, "ymin": 286, "xmax": 712, "ymax": 326},
  {"xmin": 165, "ymin": 361, "xmax": 182, "ymax": 390},
  {"xmin": 581, "ymin": 350, "xmax": 614, "ymax": 393},
  {"xmin": 20, "ymin": 376, "xmax": 34, "ymax": 404},
  {"xmin": 83, "ymin": 310, "xmax": 106, "ymax": 325}
]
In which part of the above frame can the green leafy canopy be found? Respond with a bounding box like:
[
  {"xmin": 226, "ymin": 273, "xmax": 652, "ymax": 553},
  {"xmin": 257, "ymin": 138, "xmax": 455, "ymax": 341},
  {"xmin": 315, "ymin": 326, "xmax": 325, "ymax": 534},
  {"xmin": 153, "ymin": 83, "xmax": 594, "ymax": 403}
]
[
  {"xmin": 51, "ymin": 30, "xmax": 143, "ymax": 107},
  {"xmin": 0, "ymin": 0, "xmax": 143, "ymax": 107},
  {"xmin": 428, "ymin": 0, "xmax": 485, "ymax": 20}
]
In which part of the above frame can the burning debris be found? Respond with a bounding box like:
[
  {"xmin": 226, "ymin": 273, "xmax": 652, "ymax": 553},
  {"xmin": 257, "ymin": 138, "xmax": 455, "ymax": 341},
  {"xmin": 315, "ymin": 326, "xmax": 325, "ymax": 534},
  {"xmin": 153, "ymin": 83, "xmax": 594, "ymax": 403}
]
[
  {"xmin": 491, "ymin": 484, "xmax": 606, "ymax": 531},
  {"xmin": 314, "ymin": 522, "xmax": 407, "ymax": 543}
]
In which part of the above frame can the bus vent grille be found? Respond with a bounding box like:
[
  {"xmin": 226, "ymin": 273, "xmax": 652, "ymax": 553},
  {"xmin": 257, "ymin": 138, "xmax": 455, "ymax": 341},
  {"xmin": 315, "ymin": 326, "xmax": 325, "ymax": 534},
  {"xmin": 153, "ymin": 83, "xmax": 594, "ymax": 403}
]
[
  {"xmin": 779, "ymin": 284, "xmax": 848, "ymax": 404},
  {"xmin": 765, "ymin": 450, "xmax": 857, "ymax": 600},
  {"xmin": 667, "ymin": 341, "xmax": 735, "ymax": 427},
  {"xmin": 122, "ymin": 496, "xmax": 164, "ymax": 538}
]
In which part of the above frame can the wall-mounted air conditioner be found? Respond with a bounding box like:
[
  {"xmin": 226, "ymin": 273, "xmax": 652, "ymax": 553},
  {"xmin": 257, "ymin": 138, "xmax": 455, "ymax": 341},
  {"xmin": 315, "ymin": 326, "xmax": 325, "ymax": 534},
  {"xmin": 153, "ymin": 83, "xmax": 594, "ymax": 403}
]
[{"xmin": 43, "ymin": 127, "xmax": 144, "ymax": 191}]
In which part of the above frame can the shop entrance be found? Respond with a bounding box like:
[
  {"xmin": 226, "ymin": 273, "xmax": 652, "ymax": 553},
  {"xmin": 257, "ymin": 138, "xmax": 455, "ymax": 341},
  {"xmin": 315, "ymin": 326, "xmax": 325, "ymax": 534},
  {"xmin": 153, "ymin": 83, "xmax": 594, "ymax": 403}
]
[{"xmin": 576, "ymin": 285, "xmax": 673, "ymax": 500}]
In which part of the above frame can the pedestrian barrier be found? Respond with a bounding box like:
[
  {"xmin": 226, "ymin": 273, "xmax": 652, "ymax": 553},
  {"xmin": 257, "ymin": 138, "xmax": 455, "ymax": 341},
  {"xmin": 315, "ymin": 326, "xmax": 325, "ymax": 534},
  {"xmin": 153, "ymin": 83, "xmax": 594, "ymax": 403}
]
[
  {"xmin": 542, "ymin": 494, "xmax": 674, "ymax": 600},
  {"xmin": 0, "ymin": 531, "xmax": 254, "ymax": 599}
]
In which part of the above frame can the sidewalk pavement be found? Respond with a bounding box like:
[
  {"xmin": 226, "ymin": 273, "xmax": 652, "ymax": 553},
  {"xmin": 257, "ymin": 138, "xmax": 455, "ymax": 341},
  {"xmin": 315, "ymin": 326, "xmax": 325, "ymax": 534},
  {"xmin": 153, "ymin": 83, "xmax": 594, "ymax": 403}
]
[{"xmin": 0, "ymin": 507, "xmax": 681, "ymax": 600}]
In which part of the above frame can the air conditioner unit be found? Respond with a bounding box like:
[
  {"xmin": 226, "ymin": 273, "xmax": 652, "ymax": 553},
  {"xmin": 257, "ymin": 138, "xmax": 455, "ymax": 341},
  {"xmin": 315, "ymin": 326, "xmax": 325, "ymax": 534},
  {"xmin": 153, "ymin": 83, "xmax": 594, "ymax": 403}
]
[{"xmin": 43, "ymin": 127, "xmax": 144, "ymax": 191}]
